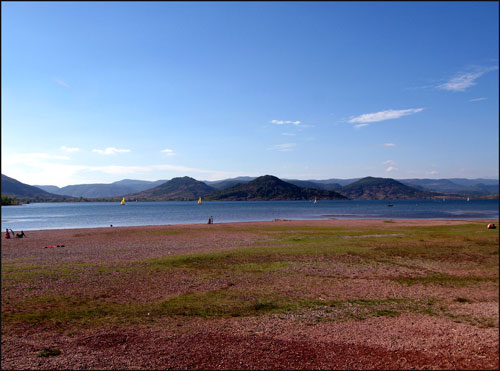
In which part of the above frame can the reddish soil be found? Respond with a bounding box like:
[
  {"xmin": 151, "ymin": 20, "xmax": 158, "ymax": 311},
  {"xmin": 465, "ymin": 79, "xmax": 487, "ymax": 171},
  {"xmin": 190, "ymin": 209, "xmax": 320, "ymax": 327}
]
[{"xmin": 1, "ymin": 219, "xmax": 498, "ymax": 370}]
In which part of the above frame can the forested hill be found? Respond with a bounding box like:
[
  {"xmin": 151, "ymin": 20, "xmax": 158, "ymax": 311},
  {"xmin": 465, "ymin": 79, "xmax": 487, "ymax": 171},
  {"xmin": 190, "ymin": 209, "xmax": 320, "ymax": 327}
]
[
  {"xmin": 128, "ymin": 176, "xmax": 216, "ymax": 201},
  {"xmin": 206, "ymin": 175, "xmax": 348, "ymax": 201},
  {"xmin": 338, "ymin": 177, "xmax": 439, "ymax": 200},
  {"xmin": 1, "ymin": 174, "xmax": 75, "ymax": 202}
]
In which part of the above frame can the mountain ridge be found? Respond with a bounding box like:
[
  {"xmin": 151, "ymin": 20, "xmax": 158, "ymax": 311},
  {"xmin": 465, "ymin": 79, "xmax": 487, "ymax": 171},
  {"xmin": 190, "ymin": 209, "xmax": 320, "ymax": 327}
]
[
  {"xmin": 338, "ymin": 177, "xmax": 439, "ymax": 200},
  {"xmin": 4, "ymin": 174, "xmax": 498, "ymax": 202},
  {"xmin": 128, "ymin": 176, "xmax": 216, "ymax": 201},
  {"xmin": 206, "ymin": 175, "xmax": 348, "ymax": 201}
]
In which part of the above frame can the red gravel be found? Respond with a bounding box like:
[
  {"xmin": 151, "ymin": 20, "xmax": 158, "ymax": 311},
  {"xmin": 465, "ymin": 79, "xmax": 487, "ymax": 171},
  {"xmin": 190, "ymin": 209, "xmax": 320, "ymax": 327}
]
[{"xmin": 1, "ymin": 219, "xmax": 498, "ymax": 369}]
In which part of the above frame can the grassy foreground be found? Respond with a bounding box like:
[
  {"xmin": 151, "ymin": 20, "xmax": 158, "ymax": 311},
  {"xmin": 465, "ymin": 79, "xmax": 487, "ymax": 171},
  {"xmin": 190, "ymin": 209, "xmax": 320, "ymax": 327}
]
[
  {"xmin": 2, "ymin": 221, "xmax": 498, "ymax": 327},
  {"xmin": 1, "ymin": 220, "xmax": 498, "ymax": 369}
]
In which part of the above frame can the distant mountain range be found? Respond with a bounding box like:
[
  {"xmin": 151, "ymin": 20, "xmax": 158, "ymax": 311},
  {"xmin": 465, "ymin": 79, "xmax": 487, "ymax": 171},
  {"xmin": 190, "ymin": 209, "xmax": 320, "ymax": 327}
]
[
  {"xmin": 399, "ymin": 178, "xmax": 499, "ymax": 197},
  {"xmin": 1, "ymin": 174, "xmax": 76, "ymax": 202},
  {"xmin": 2, "ymin": 173, "xmax": 498, "ymax": 203},
  {"xmin": 35, "ymin": 179, "xmax": 168, "ymax": 198},
  {"xmin": 339, "ymin": 177, "xmax": 438, "ymax": 200}
]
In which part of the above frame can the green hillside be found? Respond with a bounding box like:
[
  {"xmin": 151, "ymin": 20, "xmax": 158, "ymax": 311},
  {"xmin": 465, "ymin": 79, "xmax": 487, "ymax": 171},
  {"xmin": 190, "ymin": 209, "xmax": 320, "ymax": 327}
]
[
  {"xmin": 129, "ymin": 176, "xmax": 216, "ymax": 201},
  {"xmin": 1, "ymin": 174, "xmax": 74, "ymax": 203},
  {"xmin": 206, "ymin": 175, "xmax": 348, "ymax": 201},
  {"xmin": 338, "ymin": 177, "xmax": 439, "ymax": 200}
]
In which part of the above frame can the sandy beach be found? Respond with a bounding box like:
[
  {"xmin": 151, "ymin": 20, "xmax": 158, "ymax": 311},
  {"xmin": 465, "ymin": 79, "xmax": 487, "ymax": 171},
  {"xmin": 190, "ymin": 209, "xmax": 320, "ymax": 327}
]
[{"xmin": 2, "ymin": 219, "xmax": 498, "ymax": 369}]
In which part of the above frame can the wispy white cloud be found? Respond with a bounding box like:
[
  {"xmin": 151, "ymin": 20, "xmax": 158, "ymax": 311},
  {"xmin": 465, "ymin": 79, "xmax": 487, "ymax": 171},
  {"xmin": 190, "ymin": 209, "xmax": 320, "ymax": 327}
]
[
  {"xmin": 60, "ymin": 146, "xmax": 80, "ymax": 152},
  {"xmin": 2, "ymin": 152, "xmax": 83, "ymax": 187},
  {"xmin": 151, "ymin": 164, "xmax": 251, "ymax": 180},
  {"xmin": 427, "ymin": 170, "xmax": 439, "ymax": 175},
  {"xmin": 54, "ymin": 77, "xmax": 70, "ymax": 88},
  {"xmin": 349, "ymin": 108, "xmax": 424, "ymax": 125},
  {"xmin": 383, "ymin": 160, "xmax": 396, "ymax": 166},
  {"xmin": 92, "ymin": 147, "xmax": 131, "ymax": 155},
  {"xmin": 88, "ymin": 165, "xmax": 151, "ymax": 174},
  {"xmin": 268, "ymin": 143, "xmax": 296, "ymax": 152},
  {"xmin": 386, "ymin": 166, "xmax": 399, "ymax": 172},
  {"xmin": 354, "ymin": 123, "xmax": 369, "ymax": 129},
  {"xmin": 271, "ymin": 120, "xmax": 301, "ymax": 125},
  {"xmin": 383, "ymin": 143, "xmax": 396, "ymax": 147},
  {"xmin": 5, "ymin": 153, "xmax": 70, "ymax": 163},
  {"xmin": 469, "ymin": 97, "xmax": 488, "ymax": 102},
  {"xmin": 1, "ymin": 152, "xmax": 250, "ymax": 186},
  {"xmin": 437, "ymin": 66, "xmax": 498, "ymax": 92},
  {"xmin": 282, "ymin": 133, "xmax": 296, "ymax": 136},
  {"xmin": 161, "ymin": 148, "xmax": 176, "ymax": 156}
]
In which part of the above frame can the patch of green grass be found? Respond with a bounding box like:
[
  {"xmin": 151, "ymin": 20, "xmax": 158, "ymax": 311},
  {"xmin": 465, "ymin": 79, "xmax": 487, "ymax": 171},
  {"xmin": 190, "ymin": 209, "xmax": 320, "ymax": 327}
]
[
  {"xmin": 2, "ymin": 262, "xmax": 93, "ymax": 285},
  {"xmin": 375, "ymin": 309, "xmax": 400, "ymax": 317},
  {"xmin": 455, "ymin": 297, "xmax": 473, "ymax": 303},
  {"xmin": 96, "ymin": 265, "xmax": 135, "ymax": 274},
  {"xmin": 155, "ymin": 290, "xmax": 314, "ymax": 318},
  {"xmin": 396, "ymin": 273, "xmax": 498, "ymax": 287},
  {"xmin": 38, "ymin": 347, "xmax": 61, "ymax": 357},
  {"xmin": 231, "ymin": 261, "xmax": 289, "ymax": 273},
  {"xmin": 145, "ymin": 249, "xmax": 293, "ymax": 273}
]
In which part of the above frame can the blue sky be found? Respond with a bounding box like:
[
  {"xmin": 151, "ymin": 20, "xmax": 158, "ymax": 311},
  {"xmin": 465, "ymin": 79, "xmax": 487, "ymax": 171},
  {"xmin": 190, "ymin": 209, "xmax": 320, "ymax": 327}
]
[{"xmin": 2, "ymin": 2, "xmax": 498, "ymax": 187}]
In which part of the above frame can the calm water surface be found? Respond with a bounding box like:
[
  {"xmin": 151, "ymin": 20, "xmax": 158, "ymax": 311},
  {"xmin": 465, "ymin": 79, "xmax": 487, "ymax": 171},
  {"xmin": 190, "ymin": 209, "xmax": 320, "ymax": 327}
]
[{"xmin": 2, "ymin": 199, "xmax": 498, "ymax": 231}]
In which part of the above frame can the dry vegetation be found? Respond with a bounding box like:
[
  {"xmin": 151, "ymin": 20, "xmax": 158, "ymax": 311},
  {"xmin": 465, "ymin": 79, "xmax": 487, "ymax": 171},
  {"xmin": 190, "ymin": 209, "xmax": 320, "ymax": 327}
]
[{"xmin": 1, "ymin": 219, "xmax": 498, "ymax": 369}]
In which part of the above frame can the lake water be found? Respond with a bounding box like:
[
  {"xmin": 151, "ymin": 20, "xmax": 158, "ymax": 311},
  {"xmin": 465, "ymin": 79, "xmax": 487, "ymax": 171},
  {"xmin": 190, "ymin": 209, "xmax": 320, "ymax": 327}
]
[{"xmin": 2, "ymin": 199, "xmax": 498, "ymax": 231}]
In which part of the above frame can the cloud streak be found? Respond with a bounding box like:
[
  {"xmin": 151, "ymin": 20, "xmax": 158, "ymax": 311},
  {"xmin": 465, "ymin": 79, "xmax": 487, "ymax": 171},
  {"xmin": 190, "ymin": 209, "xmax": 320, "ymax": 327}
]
[
  {"xmin": 161, "ymin": 149, "xmax": 176, "ymax": 156},
  {"xmin": 269, "ymin": 143, "xmax": 296, "ymax": 152},
  {"xmin": 60, "ymin": 146, "xmax": 80, "ymax": 152},
  {"xmin": 1, "ymin": 152, "xmax": 251, "ymax": 186},
  {"xmin": 92, "ymin": 147, "xmax": 131, "ymax": 155},
  {"xmin": 383, "ymin": 143, "xmax": 396, "ymax": 147},
  {"xmin": 469, "ymin": 97, "xmax": 488, "ymax": 102},
  {"xmin": 437, "ymin": 66, "xmax": 498, "ymax": 92},
  {"xmin": 5, "ymin": 153, "xmax": 70, "ymax": 163},
  {"xmin": 271, "ymin": 120, "xmax": 301, "ymax": 125},
  {"xmin": 349, "ymin": 108, "xmax": 423, "ymax": 125},
  {"xmin": 54, "ymin": 77, "xmax": 70, "ymax": 88}
]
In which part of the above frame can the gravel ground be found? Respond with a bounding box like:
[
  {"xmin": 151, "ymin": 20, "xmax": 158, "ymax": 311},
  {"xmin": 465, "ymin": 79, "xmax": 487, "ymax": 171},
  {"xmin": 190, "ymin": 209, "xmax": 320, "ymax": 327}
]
[{"xmin": 2, "ymin": 219, "xmax": 498, "ymax": 369}]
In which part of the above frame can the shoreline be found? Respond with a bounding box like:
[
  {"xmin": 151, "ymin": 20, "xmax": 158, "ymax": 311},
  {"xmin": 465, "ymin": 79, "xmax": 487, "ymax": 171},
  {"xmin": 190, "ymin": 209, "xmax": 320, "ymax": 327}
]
[{"xmin": 3, "ymin": 217, "xmax": 499, "ymax": 233}]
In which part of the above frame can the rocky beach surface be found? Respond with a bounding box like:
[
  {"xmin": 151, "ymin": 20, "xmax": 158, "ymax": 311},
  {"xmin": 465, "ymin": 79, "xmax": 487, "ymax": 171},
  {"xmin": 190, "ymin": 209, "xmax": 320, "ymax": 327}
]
[{"xmin": 2, "ymin": 219, "xmax": 498, "ymax": 369}]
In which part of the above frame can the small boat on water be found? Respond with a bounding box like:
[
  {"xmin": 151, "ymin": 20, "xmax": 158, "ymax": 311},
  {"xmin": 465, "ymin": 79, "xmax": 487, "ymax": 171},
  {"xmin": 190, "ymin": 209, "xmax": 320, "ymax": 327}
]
[
  {"xmin": 387, "ymin": 203, "xmax": 394, "ymax": 207},
  {"xmin": 121, "ymin": 197, "xmax": 125, "ymax": 205},
  {"xmin": 467, "ymin": 197, "xmax": 470, "ymax": 202},
  {"xmin": 314, "ymin": 197, "xmax": 317, "ymax": 204},
  {"xmin": 198, "ymin": 197, "xmax": 202, "ymax": 205}
]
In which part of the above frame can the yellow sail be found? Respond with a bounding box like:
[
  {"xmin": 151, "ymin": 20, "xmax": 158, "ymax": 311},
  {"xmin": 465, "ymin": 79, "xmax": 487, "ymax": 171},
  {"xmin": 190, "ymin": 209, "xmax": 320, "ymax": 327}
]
[
  {"xmin": 121, "ymin": 197, "xmax": 125, "ymax": 205},
  {"xmin": 198, "ymin": 197, "xmax": 202, "ymax": 204}
]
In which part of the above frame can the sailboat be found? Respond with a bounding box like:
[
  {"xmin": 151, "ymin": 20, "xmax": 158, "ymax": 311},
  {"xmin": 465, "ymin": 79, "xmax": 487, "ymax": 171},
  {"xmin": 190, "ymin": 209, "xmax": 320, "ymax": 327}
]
[
  {"xmin": 313, "ymin": 197, "xmax": 317, "ymax": 204},
  {"xmin": 198, "ymin": 197, "xmax": 202, "ymax": 205},
  {"xmin": 121, "ymin": 197, "xmax": 125, "ymax": 205},
  {"xmin": 467, "ymin": 197, "xmax": 470, "ymax": 202}
]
